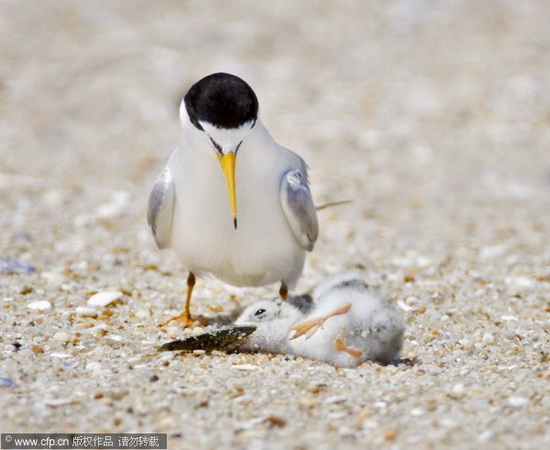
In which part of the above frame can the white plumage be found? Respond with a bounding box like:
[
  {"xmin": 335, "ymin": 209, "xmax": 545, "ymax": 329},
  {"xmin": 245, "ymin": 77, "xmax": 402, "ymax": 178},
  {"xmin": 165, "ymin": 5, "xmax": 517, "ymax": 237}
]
[{"xmin": 166, "ymin": 119, "xmax": 312, "ymax": 287}]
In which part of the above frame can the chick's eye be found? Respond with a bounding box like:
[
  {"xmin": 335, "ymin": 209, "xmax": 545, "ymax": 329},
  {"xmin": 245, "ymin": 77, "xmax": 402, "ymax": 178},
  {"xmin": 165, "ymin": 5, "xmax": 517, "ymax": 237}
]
[{"xmin": 254, "ymin": 308, "xmax": 266, "ymax": 317}]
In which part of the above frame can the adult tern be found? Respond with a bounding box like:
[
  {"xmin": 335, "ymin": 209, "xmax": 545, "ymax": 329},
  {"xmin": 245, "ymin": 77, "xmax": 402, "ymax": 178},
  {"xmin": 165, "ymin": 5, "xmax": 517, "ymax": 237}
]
[{"xmin": 148, "ymin": 73, "xmax": 318, "ymax": 326}]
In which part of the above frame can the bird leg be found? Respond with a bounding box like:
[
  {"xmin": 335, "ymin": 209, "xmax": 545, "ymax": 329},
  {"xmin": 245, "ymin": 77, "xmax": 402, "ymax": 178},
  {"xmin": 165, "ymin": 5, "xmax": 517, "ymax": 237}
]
[
  {"xmin": 279, "ymin": 281, "xmax": 288, "ymax": 300},
  {"xmin": 291, "ymin": 302, "xmax": 352, "ymax": 340},
  {"xmin": 333, "ymin": 329, "xmax": 364, "ymax": 358},
  {"xmin": 160, "ymin": 272, "xmax": 201, "ymax": 327}
]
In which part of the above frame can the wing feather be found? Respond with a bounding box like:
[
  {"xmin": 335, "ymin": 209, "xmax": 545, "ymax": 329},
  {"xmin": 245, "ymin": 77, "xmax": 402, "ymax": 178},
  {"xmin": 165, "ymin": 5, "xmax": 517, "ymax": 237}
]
[
  {"xmin": 280, "ymin": 169, "xmax": 319, "ymax": 251},
  {"xmin": 147, "ymin": 167, "xmax": 175, "ymax": 249}
]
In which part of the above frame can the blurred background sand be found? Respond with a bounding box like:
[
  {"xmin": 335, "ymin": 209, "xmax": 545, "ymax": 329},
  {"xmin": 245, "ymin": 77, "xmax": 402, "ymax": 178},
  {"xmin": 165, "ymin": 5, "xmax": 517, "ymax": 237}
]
[{"xmin": 1, "ymin": 1, "xmax": 548, "ymax": 448}]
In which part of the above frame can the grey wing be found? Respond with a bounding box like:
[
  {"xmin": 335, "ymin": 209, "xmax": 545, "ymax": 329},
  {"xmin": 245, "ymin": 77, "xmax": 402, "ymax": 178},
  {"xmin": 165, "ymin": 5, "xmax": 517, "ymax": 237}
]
[
  {"xmin": 147, "ymin": 166, "xmax": 175, "ymax": 249},
  {"xmin": 280, "ymin": 169, "xmax": 319, "ymax": 251}
]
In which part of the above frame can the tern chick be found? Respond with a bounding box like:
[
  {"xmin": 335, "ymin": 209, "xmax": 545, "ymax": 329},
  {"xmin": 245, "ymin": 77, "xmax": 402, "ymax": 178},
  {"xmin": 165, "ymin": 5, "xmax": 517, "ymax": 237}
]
[{"xmin": 236, "ymin": 272, "xmax": 405, "ymax": 367}]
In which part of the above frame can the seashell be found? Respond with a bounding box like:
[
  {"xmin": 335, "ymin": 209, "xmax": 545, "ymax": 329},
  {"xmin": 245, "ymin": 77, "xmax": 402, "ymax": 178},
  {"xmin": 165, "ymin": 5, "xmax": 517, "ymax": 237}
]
[
  {"xmin": 27, "ymin": 300, "xmax": 52, "ymax": 310},
  {"xmin": 87, "ymin": 291, "xmax": 123, "ymax": 307}
]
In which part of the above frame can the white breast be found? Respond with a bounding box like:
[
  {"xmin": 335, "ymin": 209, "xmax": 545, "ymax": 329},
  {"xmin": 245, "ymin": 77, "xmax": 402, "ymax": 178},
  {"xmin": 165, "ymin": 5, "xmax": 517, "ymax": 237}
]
[{"xmin": 169, "ymin": 124, "xmax": 306, "ymax": 287}]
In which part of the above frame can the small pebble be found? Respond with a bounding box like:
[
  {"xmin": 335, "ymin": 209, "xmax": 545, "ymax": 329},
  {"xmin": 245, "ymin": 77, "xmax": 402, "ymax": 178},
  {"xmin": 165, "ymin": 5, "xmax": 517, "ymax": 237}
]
[
  {"xmin": 384, "ymin": 430, "xmax": 397, "ymax": 441},
  {"xmin": 135, "ymin": 310, "xmax": 150, "ymax": 319},
  {"xmin": 0, "ymin": 257, "xmax": 36, "ymax": 274},
  {"xmin": 508, "ymin": 396, "xmax": 528, "ymax": 407},
  {"xmin": 501, "ymin": 315, "xmax": 518, "ymax": 321},
  {"xmin": 100, "ymin": 309, "xmax": 114, "ymax": 317},
  {"xmin": 478, "ymin": 430, "xmax": 494, "ymax": 442},
  {"xmin": 20, "ymin": 285, "xmax": 33, "ymax": 295},
  {"xmin": 452, "ymin": 383, "xmax": 466, "ymax": 396},
  {"xmin": 505, "ymin": 276, "xmax": 533, "ymax": 287},
  {"xmin": 0, "ymin": 377, "xmax": 17, "ymax": 388},
  {"xmin": 60, "ymin": 283, "xmax": 74, "ymax": 292},
  {"xmin": 95, "ymin": 190, "xmax": 130, "ymax": 219},
  {"xmin": 296, "ymin": 397, "xmax": 316, "ymax": 409},
  {"xmin": 192, "ymin": 327, "xmax": 206, "ymax": 335},
  {"xmin": 63, "ymin": 360, "xmax": 79, "ymax": 370},
  {"xmin": 41, "ymin": 272, "xmax": 66, "ymax": 284},
  {"xmin": 87, "ymin": 291, "xmax": 123, "ymax": 307},
  {"xmin": 53, "ymin": 332, "xmax": 71, "ymax": 342},
  {"xmin": 325, "ymin": 395, "xmax": 346, "ymax": 404},
  {"xmin": 264, "ymin": 416, "xmax": 286, "ymax": 427},
  {"xmin": 86, "ymin": 362, "xmax": 103, "ymax": 372},
  {"xmin": 482, "ymin": 333, "xmax": 494, "ymax": 344},
  {"xmin": 231, "ymin": 364, "xmax": 261, "ymax": 371},
  {"xmin": 44, "ymin": 398, "xmax": 74, "ymax": 407},
  {"xmin": 166, "ymin": 326, "xmax": 180, "ymax": 337},
  {"xmin": 91, "ymin": 324, "xmax": 109, "ymax": 336},
  {"xmin": 441, "ymin": 419, "xmax": 459, "ymax": 429},
  {"xmin": 76, "ymin": 306, "xmax": 99, "ymax": 318},
  {"xmin": 51, "ymin": 353, "xmax": 72, "ymax": 359},
  {"xmin": 27, "ymin": 300, "xmax": 52, "ymax": 311}
]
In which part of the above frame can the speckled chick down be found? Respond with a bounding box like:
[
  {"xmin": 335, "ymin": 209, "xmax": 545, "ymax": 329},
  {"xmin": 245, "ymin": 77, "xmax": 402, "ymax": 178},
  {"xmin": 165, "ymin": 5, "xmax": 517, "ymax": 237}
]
[{"xmin": 235, "ymin": 272, "xmax": 405, "ymax": 367}]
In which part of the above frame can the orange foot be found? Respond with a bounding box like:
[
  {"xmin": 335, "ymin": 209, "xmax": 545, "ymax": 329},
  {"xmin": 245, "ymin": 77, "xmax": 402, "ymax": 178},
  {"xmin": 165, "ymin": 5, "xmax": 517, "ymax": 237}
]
[
  {"xmin": 333, "ymin": 329, "xmax": 363, "ymax": 358},
  {"xmin": 291, "ymin": 302, "xmax": 352, "ymax": 340},
  {"xmin": 159, "ymin": 311, "xmax": 206, "ymax": 328}
]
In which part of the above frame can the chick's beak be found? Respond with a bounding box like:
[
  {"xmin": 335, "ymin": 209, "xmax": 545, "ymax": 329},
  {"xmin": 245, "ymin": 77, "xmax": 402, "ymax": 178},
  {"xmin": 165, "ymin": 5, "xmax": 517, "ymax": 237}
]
[{"xmin": 217, "ymin": 152, "xmax": 238, "ymax": 229}]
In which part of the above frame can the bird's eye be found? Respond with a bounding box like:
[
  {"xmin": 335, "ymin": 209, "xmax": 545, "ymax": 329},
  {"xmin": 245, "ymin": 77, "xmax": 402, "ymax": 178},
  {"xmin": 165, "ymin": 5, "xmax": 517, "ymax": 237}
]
[{"xmin": 254, "ymin": 308, "xmax": 266, "ymax": 317}]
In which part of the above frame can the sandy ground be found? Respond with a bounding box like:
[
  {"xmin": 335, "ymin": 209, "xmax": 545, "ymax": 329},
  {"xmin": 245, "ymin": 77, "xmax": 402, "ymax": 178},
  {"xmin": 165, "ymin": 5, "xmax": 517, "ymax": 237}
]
[{"xmin": 1, "ymin": 1, "xmax": 549, "ymax": 448}]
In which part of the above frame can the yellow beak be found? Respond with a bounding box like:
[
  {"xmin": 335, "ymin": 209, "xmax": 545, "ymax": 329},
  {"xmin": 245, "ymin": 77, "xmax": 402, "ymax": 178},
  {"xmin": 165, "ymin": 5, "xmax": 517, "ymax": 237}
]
[{"xmin": 217, "ymin": 152, "xmax": 238, "ymax": 229}]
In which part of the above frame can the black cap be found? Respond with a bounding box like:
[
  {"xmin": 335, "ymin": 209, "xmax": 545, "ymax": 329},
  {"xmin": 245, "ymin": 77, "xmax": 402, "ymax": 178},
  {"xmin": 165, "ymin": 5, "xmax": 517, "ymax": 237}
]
[{"xmin": 184, "ymin": 73, "xmax": 259, "ymax": 130}]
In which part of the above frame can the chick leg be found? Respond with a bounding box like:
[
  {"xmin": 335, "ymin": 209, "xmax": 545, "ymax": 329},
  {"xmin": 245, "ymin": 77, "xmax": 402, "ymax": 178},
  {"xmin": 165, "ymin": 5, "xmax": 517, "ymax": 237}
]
[
  {"xmin": 333, "ymin": 329, "xmax": 364, "ymax": 358},
  {"xmin": 160, "ymin": 272, "xmax": 199, "ymax": 327},
  {"xmin": 291, "ymin": 302, "xmax": 352, "ymax": 340}
]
